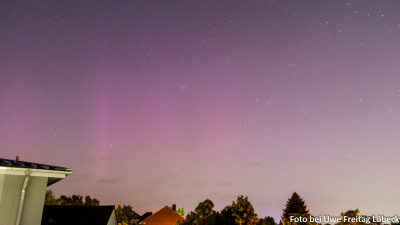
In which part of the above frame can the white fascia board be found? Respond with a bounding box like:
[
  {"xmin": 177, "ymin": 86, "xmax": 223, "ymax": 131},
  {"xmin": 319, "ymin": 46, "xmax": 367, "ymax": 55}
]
[{"xmin": 0, "ymin": 166, "xmax": 72, "ymax": 178}]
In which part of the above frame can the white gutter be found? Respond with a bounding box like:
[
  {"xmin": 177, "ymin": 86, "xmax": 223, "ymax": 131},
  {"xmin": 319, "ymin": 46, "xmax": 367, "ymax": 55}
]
[
  {"xmin": 0, "ymin": 167, "xmax": 72, "ymax": 178},
  {"xmin": 15, "ymin": 169, "xmax": 31, "ymax": 225}
]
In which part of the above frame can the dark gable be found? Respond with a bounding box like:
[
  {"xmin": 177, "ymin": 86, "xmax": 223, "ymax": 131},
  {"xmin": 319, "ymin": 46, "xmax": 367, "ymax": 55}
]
[{"xmin": 41, "ymin": 205, "xmax": 115, "ymax": 225}]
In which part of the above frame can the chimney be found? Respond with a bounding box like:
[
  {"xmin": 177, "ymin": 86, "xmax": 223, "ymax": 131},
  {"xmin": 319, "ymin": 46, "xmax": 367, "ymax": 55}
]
[
  {"xmin": 15, "ymin": 156, "xmax": 19, "ymax": 164},
  {"xmin": 172, "ymin": 204, "xmax": 176, "ymax": 211}
]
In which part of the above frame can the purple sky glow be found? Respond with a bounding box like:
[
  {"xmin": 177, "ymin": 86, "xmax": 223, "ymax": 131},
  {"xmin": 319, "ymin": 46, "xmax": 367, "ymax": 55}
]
[{"xmin": 1, "ymin": 0, "xmax": 400, "ymax": 221}]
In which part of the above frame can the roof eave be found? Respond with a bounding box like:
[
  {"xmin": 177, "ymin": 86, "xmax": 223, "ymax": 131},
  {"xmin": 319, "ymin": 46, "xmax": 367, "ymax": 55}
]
[{"xmin": 0, "ymin": 166, "xmax": 72, "ymax": 179}]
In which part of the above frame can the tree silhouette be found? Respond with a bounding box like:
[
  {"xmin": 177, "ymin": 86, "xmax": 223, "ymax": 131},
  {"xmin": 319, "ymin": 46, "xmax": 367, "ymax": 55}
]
[
  {"xmin": 44, "ymin": 189, "xmax": 100, "ymax": 206},
  {"xmin": 258, "ymin": 216, "xmax": 277, "ymax": 225},
  {"xmin": 45, "ymin": 190, "xmax": 59, "ymax": 205},
  {"xmin": 281, "ymin": 192, "xmax": 313, "ymax": 225},
  {"xmin": 282, "ymin": 192, "xmax": 309, "ymax": 219},
  {"xmin": 338, "ymin": 209, "xmax": 371, "ymax": 225},
  {"xmin": 177, "ymin": 208, "xmax": 185, "ymax": 216},
  {"xmin": 84, "ymin": 195, "xmax": 100, "ymax": 206},
  {"xmin": 179, "ymin": 199, "xmax": 223, "ymax": 225},
  {"xmin": 221, "ymin": 202, "xmax": 236, "ymax": 225},
  {"xmin": 116, "ymin": 205, "xmax": 139, "ymax": 225},
  {"xmin": 222, "ymin": 195, "xmax": 259, "ymax": 225}
]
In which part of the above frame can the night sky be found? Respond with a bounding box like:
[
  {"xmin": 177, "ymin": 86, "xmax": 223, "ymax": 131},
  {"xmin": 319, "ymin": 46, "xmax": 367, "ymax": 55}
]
[{"xmin": 1, "ymin": 0, "xmax": 400, "ymax": 220}]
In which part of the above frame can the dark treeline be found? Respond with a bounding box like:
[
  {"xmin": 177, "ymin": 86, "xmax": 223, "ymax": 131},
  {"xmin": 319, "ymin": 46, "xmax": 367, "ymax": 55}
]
[
  {"xmin": 46, "ymin": 190, "xmax": 396, "ymax": 225},
  {"xmin": 178, "ymin": 195, "xmax": 259, "ymax": 225},
  {"xmin": 45, "ymin": 190, "xmax": 100, "ymax": 206}
]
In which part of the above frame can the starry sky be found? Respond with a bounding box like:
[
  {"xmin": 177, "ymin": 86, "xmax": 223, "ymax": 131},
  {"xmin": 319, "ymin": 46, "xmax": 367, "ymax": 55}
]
[{"xmin": 1, "ymin": 0, "xmax": 400, "ymax": 220}]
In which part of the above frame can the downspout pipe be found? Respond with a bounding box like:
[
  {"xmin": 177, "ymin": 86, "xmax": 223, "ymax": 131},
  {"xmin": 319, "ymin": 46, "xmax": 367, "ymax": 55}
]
[{"xmin": 16, "ymin": 169, "xmax": 31, "ymax": 225}]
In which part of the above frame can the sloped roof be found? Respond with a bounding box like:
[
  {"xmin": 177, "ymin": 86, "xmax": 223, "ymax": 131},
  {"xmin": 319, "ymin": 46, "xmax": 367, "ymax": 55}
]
[
  {"xmin": 41, "ymin": 205, "xmax": 115, "ymax": 225},
  {"xmin": 139, "ymin": 206, "xmax": 184, "ymax": 225},
  {"xmin": 0, "ymin": 157, "xmax": 72, "ymax": 186},
  {"xmin": 0, "ymin": 157, "xmax": 70, "ymax": 172}
]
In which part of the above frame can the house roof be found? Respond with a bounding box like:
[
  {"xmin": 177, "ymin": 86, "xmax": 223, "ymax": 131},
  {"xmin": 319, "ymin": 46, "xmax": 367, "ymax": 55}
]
[
  {"xmin": 139, "ymin": 206, "xmax": 184, "ymax": 225},
  {"xmin": 41, "ymin": 205, "xmax": 115, "ymax": 225},
  {"xmin": 0, "ymin": 157, "xmax": 70, "ymax": 171},
  {"xmin": 0, "ymin": 157, "xmax": 72, "ymax": 186}
]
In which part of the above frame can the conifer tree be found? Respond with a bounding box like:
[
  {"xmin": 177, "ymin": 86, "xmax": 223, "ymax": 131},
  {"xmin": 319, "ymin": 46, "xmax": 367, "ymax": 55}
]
[
  {"xmin": 281, "ymin": 192, "xmax": 314, "ymax": 225},
  {"xmin": 282, "ymin": 192, "xmax": 309, "ymax": 219}
]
